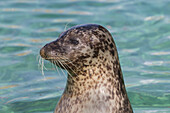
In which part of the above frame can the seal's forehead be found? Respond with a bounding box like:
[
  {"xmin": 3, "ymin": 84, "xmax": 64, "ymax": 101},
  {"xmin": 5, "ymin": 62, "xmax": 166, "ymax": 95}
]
[
  {"xmin": 67, "ymin": 24, "xmax": 107, "ymax": 32},
  {"xmin": 71, "ymin": 24, "xmax": 100, "ymax": 30},
  {"xmin": 59, "ymin": 24, "xmax": 95, "ymax": 36},
  {"xmin": 58, "ymin": 24, "xmax": 108, "ymax": 40}
]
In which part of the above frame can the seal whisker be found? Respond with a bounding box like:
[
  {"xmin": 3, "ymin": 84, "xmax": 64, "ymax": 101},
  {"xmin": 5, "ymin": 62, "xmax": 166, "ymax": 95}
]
[
  {"xmin": 36, "ymin": 54, "xmax": 41, "ymax": 62},
  {"xmin": 64, "ymin": 22, "xmax": 70, "ymax": 31},
  {"xmin": 37, "ymin": 55, "xmax": 41, "ymax": 69},
  {"xmin": 39, "ymin": 56, "xmax": 48, "ymax": 71},
  {"xmin": 54, "ymin": 60, "xmax": 69, "ymax": 81},
  {"xmin": 38, "ymin": 55, "xmax": 41, "ymax": 70},
  {"xmin": 62, "ymin": 61, "xmax": 77, "ymax": 76},
  {"xmin": 52, "ymin": 60, "xmax": 63, "ymax": 78},
  {"xmin": 53, "ymin": 56, "xmax": 77, "ymax": 69},
  {"xmin": 42, "ymin": 60, "xmax": 48, "ymax": 71},
  {"xmin": 57, "ymin": 60, "xmax": 71, "ymax": 76},
  {"xmin": 61, "ymin": 56, "xmax": 77, "ymax": 68},
  {"xmin": 52, "ymin": 60, "xmax": 62, "ymax": 77},
  {"xmin": 50, "ymin": 60, "xmax": 54, "ymax": 70},
  {"xmin": 41, "ymin": 58, "xmax": 46, "ymax": 80},
  {"xmin": 58, "ymin": 60, "xmax": 76, "ymax": 82},
  {"xmin": 51, "ymin": 60, "xmax": 56, "ymax": 70}
]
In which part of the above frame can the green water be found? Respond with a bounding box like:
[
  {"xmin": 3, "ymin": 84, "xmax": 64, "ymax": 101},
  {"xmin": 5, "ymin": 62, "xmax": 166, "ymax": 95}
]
[{"xmin": 0, "ymin": 0, "xmax": 170, "ymax": 113}]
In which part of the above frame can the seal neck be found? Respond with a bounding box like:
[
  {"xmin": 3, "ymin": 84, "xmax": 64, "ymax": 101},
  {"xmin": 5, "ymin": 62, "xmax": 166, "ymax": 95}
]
[
  {"xmin": 63, "ymin": 61, "xmax": 133, "ymax": 112},
  {"xmin": 65, "ymin": 58, "xmax": 127, "ymax": 96}
]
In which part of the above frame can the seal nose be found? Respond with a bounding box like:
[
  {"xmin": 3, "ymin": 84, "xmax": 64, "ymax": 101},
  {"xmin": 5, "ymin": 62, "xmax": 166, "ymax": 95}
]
[{"xmin": 40, "ymin": 47, "xmax": 46, "ymax": 58}]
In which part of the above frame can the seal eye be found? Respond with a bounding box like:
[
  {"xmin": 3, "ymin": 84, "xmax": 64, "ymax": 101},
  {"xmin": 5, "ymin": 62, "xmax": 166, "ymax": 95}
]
[{"xmin": 70, "ymin": 39, "xmax": 79, "ymax": 45}]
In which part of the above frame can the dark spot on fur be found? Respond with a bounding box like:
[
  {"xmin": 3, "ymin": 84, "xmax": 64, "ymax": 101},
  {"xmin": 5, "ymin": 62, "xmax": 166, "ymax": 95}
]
[
  {"xmin": 102, "ymin": 34, "xmax": 106, "ymax": 37},
  {"xmin": 93, "ymin": 49, "xmax": 99, "ymax": 58},
  {"xmin": 110, "ymin": 43, "xmax": 114, "ymax": 48},
  {"xmin": 79, "ymin": 55, "xmax": 90, "ymax": 59},
  {"xmin": 83, "ymin": 64, "xmax": 88, "ymax": 67},
  {"xmin": 101, "ymin": 47, "xmax": 105, "ymax": 52},
  {"xmin": 104, "ymin": 40, "xmax": 109, "ymax": 45},
  {"xmin": 83, "ymin": 70, "xmax": 87, "ymax": 73},
  {"xmin": 76, "ymin": 77, "xmax": 79, "ymax": 81},
  {"xmin": 92, "ymin": 31, "xmax": 98, "ymax": 36},
  {"xmin": 105, "ymin": 46, "xmax": 108, "ymax": 50},
  {"xmin": 106, "ymin": 64, "xmax": 111, "ymax": 70},
  {"xmin": 69, "ymin": 38, "xmax": 79, "ymax": 45},
  {"xmin": 107, "ymin": 38, "xmax": 111, "ymax": 42},
  {"xmin": 98, "ymin": 26, "xmax": 106, "ymax": 32},
  {"xmin": 110, "ymin": 50, "xmax": 115, "ymax": 56},
  {"xmin": 106, "ymin": 96, "xmax": 111, "ymax": 101}
]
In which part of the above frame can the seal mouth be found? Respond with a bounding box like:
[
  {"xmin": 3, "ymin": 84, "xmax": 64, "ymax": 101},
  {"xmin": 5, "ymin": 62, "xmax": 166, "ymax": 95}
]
[
  {"xmin": 40, "ymin": 46, "xmax": 72, "ymax": 67},
  {"xmin": 48, "ymin": 57, "xmax": 75, "ymax": 73},
  {"xmin": 45, "ymin": 57, "xmax": 64, "ymax": 60},
  {"xmin": 46, "ymin": 57, "xmax": 71, "ymax": 64},
  {"xmin": 40, "ymin": 46, "xmax": 60, "ymax": 60}
]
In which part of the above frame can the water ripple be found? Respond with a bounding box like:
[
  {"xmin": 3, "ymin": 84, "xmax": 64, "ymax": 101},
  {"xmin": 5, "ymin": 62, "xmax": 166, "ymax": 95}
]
[
  {"xmin": 0, "ymin": 0, "xmax": 170, "ymax": 112},
  {"xmin": 151, "ymin": 51, "xmax": 170, "ymax": 56}
]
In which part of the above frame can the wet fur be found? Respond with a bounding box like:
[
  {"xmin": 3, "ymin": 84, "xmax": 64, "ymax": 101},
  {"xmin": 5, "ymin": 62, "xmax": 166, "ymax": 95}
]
[{"xmin": 40, "ymin": 24, "xmax": 133, "ymax": 113}]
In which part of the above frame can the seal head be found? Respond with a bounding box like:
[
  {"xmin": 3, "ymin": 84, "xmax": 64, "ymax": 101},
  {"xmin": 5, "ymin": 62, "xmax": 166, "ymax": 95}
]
[
  {"xmin": 40, "ymin": 24, "xmax": 133, "ymax": 113},
  {"xmin": 40, "ymin": 24, "xmax": 115, "ymax": 73}
]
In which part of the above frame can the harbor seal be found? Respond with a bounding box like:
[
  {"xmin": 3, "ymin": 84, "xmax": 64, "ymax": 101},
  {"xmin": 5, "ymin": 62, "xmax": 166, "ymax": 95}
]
[{"xmin": 40, "ymin": 24, "xmax": 133, "ymax": 113}]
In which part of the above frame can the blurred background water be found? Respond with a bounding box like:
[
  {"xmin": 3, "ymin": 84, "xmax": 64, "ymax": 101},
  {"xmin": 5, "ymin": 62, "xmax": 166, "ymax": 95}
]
[{"xmin": 0, "ymin": 0, "xmax": 170, "ymax": 113}]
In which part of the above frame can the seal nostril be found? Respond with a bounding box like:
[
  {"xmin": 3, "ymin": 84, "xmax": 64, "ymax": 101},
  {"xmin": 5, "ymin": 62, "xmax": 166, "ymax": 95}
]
[{"xmin": 40, "ymin": 47, "xmax": 45, "ymax": 58}]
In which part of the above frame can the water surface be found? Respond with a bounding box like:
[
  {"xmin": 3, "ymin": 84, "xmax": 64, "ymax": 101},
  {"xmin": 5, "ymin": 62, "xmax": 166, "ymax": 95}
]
[{"xmin": 0, "ymin": 0, "xmax": 170, "ymax": 112}]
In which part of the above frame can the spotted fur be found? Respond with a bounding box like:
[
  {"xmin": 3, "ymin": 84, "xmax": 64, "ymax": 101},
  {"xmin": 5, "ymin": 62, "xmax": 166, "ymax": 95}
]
[{"xmin": 40, "ymin": 24, "xmax": 133, "ymax": 113}]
